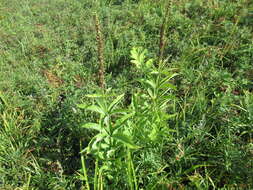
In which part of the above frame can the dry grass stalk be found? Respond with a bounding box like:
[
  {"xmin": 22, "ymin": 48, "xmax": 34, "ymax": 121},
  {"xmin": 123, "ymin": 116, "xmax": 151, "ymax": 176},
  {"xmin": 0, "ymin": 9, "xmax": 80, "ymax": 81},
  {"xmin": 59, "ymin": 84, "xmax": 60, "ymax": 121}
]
[
  {"xmin": 94, "ymin": 13, "xmax": 105, "ymax": 89},
  {"xmin": 158, "ymin": 1, "xmax": 172, "ymax": 62},
  {"xmin": 43, "ymin": 70, "xmax": 63, "ymax": 87}
]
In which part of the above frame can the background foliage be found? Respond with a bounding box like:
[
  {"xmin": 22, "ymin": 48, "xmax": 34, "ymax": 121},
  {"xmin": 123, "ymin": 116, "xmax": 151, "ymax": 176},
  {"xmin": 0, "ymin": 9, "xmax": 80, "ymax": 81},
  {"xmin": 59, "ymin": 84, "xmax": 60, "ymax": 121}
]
[{"xmin": 0, "ymin": 0, "xmax": 252, "ymax": 189}]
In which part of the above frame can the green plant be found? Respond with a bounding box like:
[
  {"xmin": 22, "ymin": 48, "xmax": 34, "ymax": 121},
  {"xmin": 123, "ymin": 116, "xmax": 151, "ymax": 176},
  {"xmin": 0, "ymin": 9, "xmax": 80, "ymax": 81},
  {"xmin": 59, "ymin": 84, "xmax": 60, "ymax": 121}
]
[
  {"xmin": 78, "ymin": 91, "xmax": 138, "ymax": 189},
  {"xmin": 129, "ymin": 47, "xmax": 177, "ymax": 145},
  {"xmin": 78, "ymin": 47, "xmax": 177, "ymax": 188}
]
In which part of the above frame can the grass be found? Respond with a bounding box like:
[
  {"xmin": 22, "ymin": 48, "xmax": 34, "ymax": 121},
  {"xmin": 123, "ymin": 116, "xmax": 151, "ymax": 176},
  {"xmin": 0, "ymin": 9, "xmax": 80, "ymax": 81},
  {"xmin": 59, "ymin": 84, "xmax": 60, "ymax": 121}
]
[{"xmin": 0, "ymin": 0, "xmax": 252, "ymax": 189}]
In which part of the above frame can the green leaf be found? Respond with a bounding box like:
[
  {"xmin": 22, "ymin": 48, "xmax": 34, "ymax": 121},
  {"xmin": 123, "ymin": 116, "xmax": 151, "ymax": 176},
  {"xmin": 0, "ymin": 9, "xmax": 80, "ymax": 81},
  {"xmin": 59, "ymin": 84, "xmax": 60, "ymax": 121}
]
[
  {"xmin": 114, "ymin": 112, "xmax": 135, "ymax": 129},
  {"xmin": 159, "ymin": 68, "xmax": 178, "ymax": 76},
  {"xmin": 147, "ymin": 88, "xmax": 154, "ymax": 99},
  {"xmin": 96, "ymin": 99, "xmax": 108, "ymax": 114},
  {"xmin": 108, "ymin": 94, "xmax": 124, "ymax": 112},
  {"xmin": 145, "ymin": 80, "xmax": 156, "ymax": 90},
  {"xmin": 103, "ymin": 115, "xmax": 110, "ymax": 128},
  {"xmin": 111, "ymin": 108, "xmax": 129, "ymax": 115},
  {"xmin": 130, "ymin": 47, "xmax": 147, "ymax": 69},
  {"xmin": 139, "ymin": 51, "xmax": 146, "ymax": 63},
  {"xmin": 0, "ymin": 92, "xmax": 8, "ymax": 106},
  {"xmin": 130, "ymin": 48, "xmax": 138, "ymax": 60},
  {"xmin": 183, "ymin": 164, "xmax": 210, "ymax": 175},
  {"xmin": 85, "ymin": 133, "xmax": 105, "ymax": 154},
  {"xmin": 160, "ymin": 81, "xmax": 176, "ymax": 91},
  {"xmin": 86, "ymin": 105, "xmax": 105, "ymax": 115},
  {"xmin": 159, "ymin": 95, "xmax": 176, "ymax": 101},
  {"xmin": 150, "ymin": 70, "xmax": 159, "ymax": 75},
  {"xmin": 85, "ymin": 94, "xmax": 104, "ymax": 98},
  {"xmin": 131, "ymin": 60, "xmax": 141, "ymax": 68},
  {"xmin": 100, "ymin": 142, "xmax": 110, "ymax": 149},
  {"xmin": 149, "ymin": 127, "xmax": 158, "ymax": 141},
  {"xmin": 82, "ymin": 123, "xmax": 101, "ymax": 131},
  {"xmin": 77, "ymin": 103, "xmax": 88, "ymax": 109},
  {"xmin": 164, "ymin": 113, "xmax": 177, "ymax": 120},
  {"xmin": 146, "ymin": 59, "xmax": 154, "ymax": 68},
  {"xmin": 162, "ymin": 72, "xmax": 179, "ymax": 80},
  {"xmin": 112, "ymin": 132, "xmax": 139, "ymax": 149}
]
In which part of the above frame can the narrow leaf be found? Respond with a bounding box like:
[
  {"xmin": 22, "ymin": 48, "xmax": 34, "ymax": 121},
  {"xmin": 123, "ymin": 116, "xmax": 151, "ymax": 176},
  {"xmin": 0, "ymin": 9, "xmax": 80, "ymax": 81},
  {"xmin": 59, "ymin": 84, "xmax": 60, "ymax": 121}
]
[
  {"xmin": 183, "ymin": 164, "xmax": 210, "ymax": 175},
  {"xmin": 108, "ymin": 94, "xmax": 124, "ymax": 112},
  {"xmin": 77, "ymin": 104, "xmax": 88, "ymax": 109},
  {"xmin": 114, "ymin": 112, "xmax": 134, "ymax": 129},
  {"xmin": 82, "ymin": 123, "xmax": 101, "ymax": 131},
  {"xmin": 145, "ymin": 80, "xmax": 156, "ymax": 89},
  {"xmin": 160, "ymin": 79, "xmax": 176, "ymax": 90},
  {"xmin": 111, "ymin": 108, "xmax": 129, "ymax": 115},
  {"xmin": 86, "ymin": 105, "xmax": 105, "ymax": 115},
  {"xmin": 112, "ymin": 133, "xmax": 139, "ymax": 149},
  {"xmin": 86, "ymin": 94, "xmax": 104, "ymax": 98}
]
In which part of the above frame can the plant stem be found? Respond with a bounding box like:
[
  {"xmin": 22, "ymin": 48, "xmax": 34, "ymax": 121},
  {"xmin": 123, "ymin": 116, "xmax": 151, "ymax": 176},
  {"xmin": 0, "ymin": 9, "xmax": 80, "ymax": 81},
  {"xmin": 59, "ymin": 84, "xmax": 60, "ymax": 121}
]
[
  {"xmin": 127, "ymin": 148, "xmax": 137, "ymax": 190},
  {"xmin": 94, "ymin": 159, "xmax": 99, "ymax": 190},
  {"xmin": 80, "ymin": 140, "xmax": 90, "ymax": 190}
]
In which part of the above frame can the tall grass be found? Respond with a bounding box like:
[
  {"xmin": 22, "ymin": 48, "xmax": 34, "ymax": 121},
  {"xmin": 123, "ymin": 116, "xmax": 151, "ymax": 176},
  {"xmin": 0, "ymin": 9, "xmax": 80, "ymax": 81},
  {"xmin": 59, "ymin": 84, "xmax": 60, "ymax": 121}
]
[{"xmin": 0, "ymin": 0, "xmax": 252, "ymax": 189}]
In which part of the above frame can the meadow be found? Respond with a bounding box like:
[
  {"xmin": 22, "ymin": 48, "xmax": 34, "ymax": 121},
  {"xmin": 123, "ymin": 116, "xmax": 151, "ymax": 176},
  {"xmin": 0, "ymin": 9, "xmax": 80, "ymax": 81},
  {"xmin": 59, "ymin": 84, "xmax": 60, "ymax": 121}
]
[{"xmin": 0, "ymin": 0, "xmax": 252, "ymax": 189}]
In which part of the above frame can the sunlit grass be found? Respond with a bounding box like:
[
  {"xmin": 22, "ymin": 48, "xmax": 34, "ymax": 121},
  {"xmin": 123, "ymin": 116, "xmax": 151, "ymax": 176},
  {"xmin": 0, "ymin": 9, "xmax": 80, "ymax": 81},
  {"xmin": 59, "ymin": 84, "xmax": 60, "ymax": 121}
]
[{"xmin": 0, "ymin": 0, "xmax": 252, "ymax": 189}]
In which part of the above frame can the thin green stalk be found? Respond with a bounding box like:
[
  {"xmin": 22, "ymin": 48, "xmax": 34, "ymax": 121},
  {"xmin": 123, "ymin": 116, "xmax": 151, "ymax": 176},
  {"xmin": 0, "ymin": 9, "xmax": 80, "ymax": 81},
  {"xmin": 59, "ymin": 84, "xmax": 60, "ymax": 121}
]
[
  {"xmin": 127, "ymin": 149, "xmax": 134, "ymax": 190},
  {"xmin": 80, "ymin": 140, "xmax": 90, "ymax": 190},
  {"xmin": 131, "ymin": 153, "xmax": 138, "ymax": 190},
  {"xmin": 94, "ymin": 159, "xmax": 99, "ymax": 190},
  {"xmin": 25, "ymin": 173, "xmax": 31, "ymax": 190},
  {"xmin": 98, "ymin": 168, "xmax": 104, "ymax": 190},
  {"xmin": 127, "ymin": 148, "xmax": 137, "ymax": 190}
]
